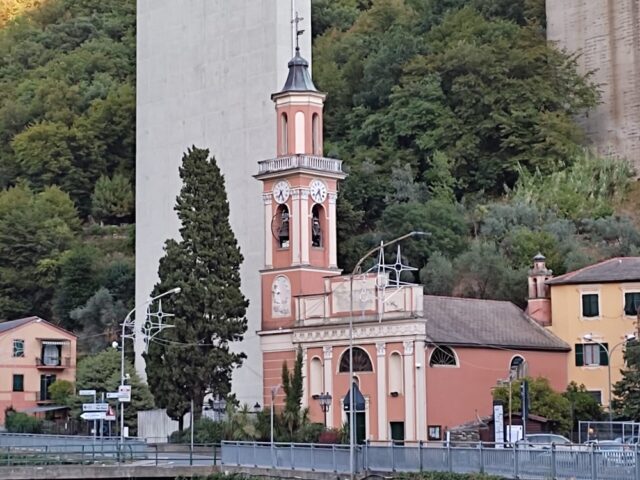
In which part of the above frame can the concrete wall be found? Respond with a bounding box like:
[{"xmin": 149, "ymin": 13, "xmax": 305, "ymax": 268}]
[
  {"xmin": 546, "ymin": 0, "xmax": 640, "ymax": 169},
  {"xmin": 136, "ymin": 0, "xmax": 311, "ymax": 405}
]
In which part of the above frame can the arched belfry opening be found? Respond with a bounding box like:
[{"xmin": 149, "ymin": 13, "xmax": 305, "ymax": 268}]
[
  {"xmin": 280, "ymin": 113, "xmax": 288, "ymax": 155},
  {"xmin": 272, "ymin": 204, "xmax": 290, "ymax": 248},
  {"xmin": 312, "ymin": 113, "xmax": 320, "ymax": 155},
  {"xmin": 311, "ymin": 204, "xmax": 324, "ymax": 248}
]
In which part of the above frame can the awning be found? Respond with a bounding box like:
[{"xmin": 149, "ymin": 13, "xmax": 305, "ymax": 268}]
[
  {"xmin": 39, "ymin": 339, "xmax": 69, "ymax": 345},
  {"xmin": 19, "ymin": 405, "xmax": 69, "ymax": 413}
]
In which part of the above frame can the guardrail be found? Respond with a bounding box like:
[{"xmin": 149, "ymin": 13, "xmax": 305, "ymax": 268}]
[{"xmin": 221, "ymin": 441, "xmax": 640, "ymax": 479}]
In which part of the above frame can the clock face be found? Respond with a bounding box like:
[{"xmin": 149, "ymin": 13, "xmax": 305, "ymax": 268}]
[
  {"xmin": 272, "ymin": 180, "xmax": 290, "ymax": 204},
  {"xmin": 310, "ymin": 179, "xmax": 327, "ymax": 203}
]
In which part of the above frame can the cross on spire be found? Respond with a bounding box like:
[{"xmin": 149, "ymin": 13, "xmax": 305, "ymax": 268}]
[{"xmin": 291, "ymin": 11, "xmax": 305, "ymax": 52}]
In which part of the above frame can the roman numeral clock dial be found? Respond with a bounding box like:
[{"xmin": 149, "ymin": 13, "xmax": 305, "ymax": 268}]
[
  {"xmin": 309, "ymin": 179, "xmax": 327, "ymax": 203},
  {"xmin": 272, "ymin": 180, "xmax": 290, "ymax": 204}
]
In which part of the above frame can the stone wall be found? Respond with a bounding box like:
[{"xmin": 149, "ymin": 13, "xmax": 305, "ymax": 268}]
[{"xmin": 546, "ymin": 0, "xmax": 640, "ymax": 170}]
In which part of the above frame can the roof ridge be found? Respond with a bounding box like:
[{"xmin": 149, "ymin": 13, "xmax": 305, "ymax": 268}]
[
  {"xmin": 551, "ymin": 256, "xmax": 632, "ymax": 282},
  {"xmin": 424, "ymin": 294, "xmax": 513, "ymax": 305}
]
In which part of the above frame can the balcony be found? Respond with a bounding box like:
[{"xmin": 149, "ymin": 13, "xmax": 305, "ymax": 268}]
[
  {"xmin": 36, "ymin": 356, "xmax": 71, "ymax": 369},
  {"xmin": 257, "ymin": 154, "xmax": 344, "ymax": 175}
]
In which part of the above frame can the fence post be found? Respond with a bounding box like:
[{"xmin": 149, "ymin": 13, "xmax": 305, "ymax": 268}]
[
  {"xmin": 311, "ymin": 443, "xmax": 315, "ymax": 471},
  {"xmin": 189, "ymin": 441, "xmax": 193, "ymax": 466},
  {"xmin": 44, "ymin": 445, "xmax": 48, "ymax": 466},
  {"xmin": 447, "ymin": 441, "xmax": 452, "ymax": 473},
  {"xmin": 290, "ymin": 443, "xmax": 294, "ymax": 470},
  {"xmin": 551, "ymin": 443, "xmax": 557, "ymax": 480},
  {"xmin": 391, "ymin": 440, "xmax": 396, "ymax": 472},
  {"xmin": 419, "ymin": 441, "xmax": 423, "ymax": 472},
  {"xmin": 7, "ymin": 446, "xmax": 10, "ymax": 466},
  {"xmin": 635, "ymin": 443, "xmax": 639, "ymax": 480},
  {"xmin": 213, "ymin": 443, "xmax": 218, "ymax": 466},
  {"xmin": 590, "ymin": 443, "xmax": 596, "ymax": 480},
  {"xmin": 332, "ymin": 444, "xmax": 337, "ymax": 473},
  {"xmin": 479, "ymin": 442, "xmax": 484, "ymax": 474},
  {"xmin": 513, "ymin": 442, "xmax": 519, "ymax": 479},
  {"xmin": 236, "ymin": 442, "xmax": 241, "ymax": 466},
  {"xmin": 155, "ymin": 444, "xmax": 158, "ymax": 466},
  {"xmin": 253, "ymin": 442, "xmax": 257, "ymax": 467}
]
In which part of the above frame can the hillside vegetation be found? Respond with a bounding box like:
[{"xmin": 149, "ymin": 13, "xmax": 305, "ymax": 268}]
[{"xmin": 0, "ymin": 0, "xmax": 638, "ymax": 346}]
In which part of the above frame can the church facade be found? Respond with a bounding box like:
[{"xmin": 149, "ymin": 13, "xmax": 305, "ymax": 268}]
[{"xmin": 255, "ymin": 46, "xmax": 570, "ymax": 442}]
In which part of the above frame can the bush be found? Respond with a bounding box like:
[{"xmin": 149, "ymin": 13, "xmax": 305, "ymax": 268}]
[
  {"xmin": 5, "ymin": 411, "xmax": 43, "ymax": 433},
  {"xmin": 170, "ymin": 417, "xmax": 224, "ymax": 444}
]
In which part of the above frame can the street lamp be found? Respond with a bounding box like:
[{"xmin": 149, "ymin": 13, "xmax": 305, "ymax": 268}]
[
  {"xmin": 118, "ymin": 287, "xmax": 181, "ymax": 452},
  {"xmin": 348, "ymin": 231, "xmax": 427, "ymax": 478},
  {"xmin": 582, "ymin": 332, "xmax": 636, "ymax": 434},
  {"xmin": 210, "ymin": 395, "xmax": 227, "ymax": 422},
  {"xmin": 317, "ymin": 392, "xmax": 332, "ymax": 427},
  {"xmin": 270, "ymin": 384, "xmax": 281, "ymax": 446}
]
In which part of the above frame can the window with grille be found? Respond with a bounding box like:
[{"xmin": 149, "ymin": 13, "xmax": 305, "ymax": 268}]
[
  {"xmin": 581, "ymin": 294, "xmax": 599, "ymax": 318},
  {"xmin": 625, "ymin": 292, "xmax": 640, "ymax": 316},
  {"xmin": 575, "ymin": 343, "xmax": 608, "ymax": 366},
  {"xmin": 12, "ymin": 374, "xmax": 24, "ymax": 392},
  {"xmin": 339, "ymin": 347, "xmax": 373, "ymax": 373},
  {"xmin": 12, "ymin": 339, "xmax": 24, "ymax": 357},
  {"xmin": 429, "ymin": 346, "xmax": 457, "ymax": 367}
]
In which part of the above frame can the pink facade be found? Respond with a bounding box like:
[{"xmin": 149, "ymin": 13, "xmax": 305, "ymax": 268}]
[{"xmin": 0, "ymin": 317, "xmax": 77, "ymax": 425}]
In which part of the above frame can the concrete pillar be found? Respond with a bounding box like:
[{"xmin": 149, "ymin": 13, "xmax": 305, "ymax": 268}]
[
  {"xmin": 291, "ymin": 191, "xmax": 301, "ymax": 265},
  {"xmin": 300, "ymin": 189, "xmax": 310, "ymax": 264},
  {"xmin": 415, "ymin": 340, "xmax": 427, "ymax": 441},
  {"xmin": 263, "ymin": 194, "xmax": 273, "ymax": 268},
  {"xmin": 328, "ymin": 193, "xmax": 338, "ymax": 268},
  {"xmin": 376, "ymin": 342, "xmax": 388, "ymax": 440},
  {"xmin": 323, "ymin": 346, "xmax": 333, "ymax": 429}
]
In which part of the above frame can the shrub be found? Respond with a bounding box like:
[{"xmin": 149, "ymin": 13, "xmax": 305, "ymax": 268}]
[{"xmin": 5, "ymin": 411, "xmax": 43, "ymax": 433}]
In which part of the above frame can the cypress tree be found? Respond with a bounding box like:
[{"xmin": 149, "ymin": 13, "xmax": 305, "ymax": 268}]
[{"xmin": 144, "ymin": 146, "xmax": 248, "ymax": 425}]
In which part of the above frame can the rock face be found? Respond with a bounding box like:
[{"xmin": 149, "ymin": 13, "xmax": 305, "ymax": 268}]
[
  {"xmin": 135, "ymin": 0, "xmax": 311, "ymax": 404},
  {"xmin": 546, "ymin": 0, "xmax": 640, "ymax": 171}
]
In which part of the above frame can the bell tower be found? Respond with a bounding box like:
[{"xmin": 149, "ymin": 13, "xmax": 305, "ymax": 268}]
[{"xmin": 256, "ymin": 40, "xmax": 346, "ymax": 404}]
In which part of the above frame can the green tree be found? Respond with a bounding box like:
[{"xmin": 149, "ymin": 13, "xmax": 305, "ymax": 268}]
[
  {"xmin": 48, "ymin": 379, "xmax": 74, "ymax": 406},
  {"xmin": 70, "ymin": 288, "xmax": 127, "ymax": 354},
  {"xmin": 612, "ymin": 341, "xmax": 640, "ymax": 421},
  {"xmin": 281, "ymin": 348, "xmax": 305, "ymax": 440},
  {"xmin": 420, "ymin": 251, "xmax": 455, "ymax": 296},
  {"xmin": 91, "ymin": 173, "xmax": 134, "ymax": 224},
  {"xmin": 144, "ymin": 147, "xmax": 248, "ymax": 426},
  {"xmin": 75, "ymin": 349, "xmax": 154, "ymax": 435},
  {"xmin": 493, "ymin": 376, "xmax": 571, "ymax": 435},
  {"xmin": 564, "ymin": 381, "xmax": 604, "ymax": 436},
  {"xmin": 53, "ymin": 246, "xmax": 98, "ymax": 330}
]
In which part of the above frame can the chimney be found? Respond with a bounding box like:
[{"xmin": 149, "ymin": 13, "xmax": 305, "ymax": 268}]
[{"xmin": 526, "ymin": 253, "xmax": 553, "ymax": 326}]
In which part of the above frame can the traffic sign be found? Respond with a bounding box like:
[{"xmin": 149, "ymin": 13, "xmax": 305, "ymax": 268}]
[
  {"xmin": 105, "ymin": 405, "xmax": 116, "ymax": 421},
  {"xmin": 82, "ymin": 403, "xmax": 109, "ymax": 412},
  {"xmin": 81, "ymin": 412, "xmax": 106, "ymax": 421},
  {"xmin": 78, "ymin": 389, "xmax": 96, "ymax": 396},
  {"xmin": 106, "ymin": 392, "xmax": 123, "ymax": 399},
  {"xmin": 118, "ymin": 385, "xmax": 131, "ymax": 402}
]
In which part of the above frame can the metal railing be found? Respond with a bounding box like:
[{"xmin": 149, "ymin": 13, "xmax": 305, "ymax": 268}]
[
  {"xmin": 221, "ymin": 440, "xmax": 640, "ymax": 479},
  {"xmin": 36, "ymin": 356, "xmax": 71, "ymax": 367},
  {"xmin": 257, "ymin": 154, "xmax": 343, "ymax": 175}
]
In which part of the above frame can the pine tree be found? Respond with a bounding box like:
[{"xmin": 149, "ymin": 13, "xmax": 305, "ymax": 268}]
[
  {"xmin": 281, "ymin": 348, "xmax": 305, "ymax": 440},
  {"xmin": 612, "ymin": 340, "xmax": 640, "ymax": 420},
  {"xmin": 144, "ymin": 146, "xmax": 248, "ymax": 426}
]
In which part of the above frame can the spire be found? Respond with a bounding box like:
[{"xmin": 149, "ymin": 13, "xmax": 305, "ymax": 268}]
[{"xmin": 277, "ymin": 11, "xmax": 318, "ymax": 94}]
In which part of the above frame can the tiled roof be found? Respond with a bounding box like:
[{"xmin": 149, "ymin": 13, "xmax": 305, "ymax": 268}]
[
  {"xmin": 424, "ymin": 296, "xmax": 569, "ymax": 351},
  {"xmin": 546, "ymin": 257, "xmax": 640, "ymax": 285},
  {"xmin": 0, "ymin": 316, "xmax": 39, "ymax": 334}
]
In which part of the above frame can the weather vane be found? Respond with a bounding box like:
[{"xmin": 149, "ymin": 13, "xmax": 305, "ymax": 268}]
[{"xmin": 292, "ymin": 11, "xmax": 304, "ymax": 52}]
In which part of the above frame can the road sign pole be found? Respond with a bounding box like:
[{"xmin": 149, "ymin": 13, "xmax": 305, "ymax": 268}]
[{"xmin": 93, "ymin": 392, "xmax": 96, "ymax": 442}]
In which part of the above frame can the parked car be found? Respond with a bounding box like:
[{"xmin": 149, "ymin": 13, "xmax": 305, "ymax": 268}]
[
  {"xmin": 596, "ymin": 441, "xmax": 636, "ymax": 466},
  {"xmin": 516, "ymin": 434, "xmax": 573, "ymax": 450}
]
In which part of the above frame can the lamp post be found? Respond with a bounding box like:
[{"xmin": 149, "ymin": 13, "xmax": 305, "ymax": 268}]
[
  {"xmin": 348, "ymin": 231, "xmax": 427, "ymax": 478},
  {"xmin": 582, "ymin": 332, "xmax": 636, "ymax": 435},
  {"xmin": 317, "ymin": 392, "xmax": 332, "ymax": 427},
  {"xmin": 118, "ymin": 287, "xmax": 181, "ymax": 452}
]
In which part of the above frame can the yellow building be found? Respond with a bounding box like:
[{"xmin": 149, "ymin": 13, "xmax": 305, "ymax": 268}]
[{"xmin": 526, "ymin": 256, "xmax": 640, "ymax": 408}]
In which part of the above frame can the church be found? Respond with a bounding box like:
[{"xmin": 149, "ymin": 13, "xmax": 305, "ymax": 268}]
[{"xmin": 255, "ymin": 42, "xmax": 570, "ymax": 443}]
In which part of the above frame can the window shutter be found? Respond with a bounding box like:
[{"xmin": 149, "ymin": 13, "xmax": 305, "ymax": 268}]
[
  {"xmin": 575, "ymin": 344, "xmax": 584, "ymax": 366},
  {"xmin": 600, "ymin": 344, "xmax": 609, "ymax": 366}
]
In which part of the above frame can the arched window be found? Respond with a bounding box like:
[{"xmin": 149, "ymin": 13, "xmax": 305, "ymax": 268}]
[
  {"xmin": 280, "ymin": 113, "xmax": 288, "ymax": 155},
  {"xmin": 339, "ymin": 347, "xmax": 373, "ymax": 373},
  {"xmin": 312, "ymin": 113, "xmax": 320, "ymax": 154},
  {"xmin": 273, "ymin": 204, "xmax": 289, "ymax": 248},
  {"xmin": 510, "ymin": 355, "xmax": 526, "ymax": 379},
  {"xmin": 310, "ymin": 357, "xmax": 323, "ymax": 396},
  {"xmin": 389, "ymin": 352, "xmax": 403, "ymax": 395},
  {"xmin": 429, "ymin": 346, "xmax": 457, "ymax": 367},
  {"xmin": 311, "ymin": 204, "xmax": 323, "ymax": 247}
]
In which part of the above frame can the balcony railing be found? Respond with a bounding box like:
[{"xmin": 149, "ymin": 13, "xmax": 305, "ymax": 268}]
[
  {"xmin": 36, "ymin": 356, "xmax": 71, "ymax": 368},
  {"xmin": 257, "ymin": 154, "xmax": 344, "ymax": 175}
]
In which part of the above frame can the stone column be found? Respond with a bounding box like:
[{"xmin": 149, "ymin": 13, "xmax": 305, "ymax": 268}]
[
  {"xmin": 414, "ymin": 340, "xmax": 427, "ymax": 441},
  {"xmin": 376, "ymin": 342, "xmax": 388, "ymax": 440},
  {"xmin": 263, "ymin": 194, "xmax": 273, "ymax": 268},
  {"xmin": 291, "ymin": 190, "xmax": 301, "ymax": 265},
  {"xmin": 403, "ymin": 340, "xmax": 415, "ymax": 440},
  {"xmin": 328, "ymin": 193, "xmax": 338, "ymax": 268},
  {"xmin": 300, "ymin": 189, "xmax": 310, "ymax": 265},
  {"xmin": 323, "ymin": 346, "xmax": 334, "ymax": 429},
  {"xmin": 301, "ymin": 347, "xmax": 308, "ymax": 409}
]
